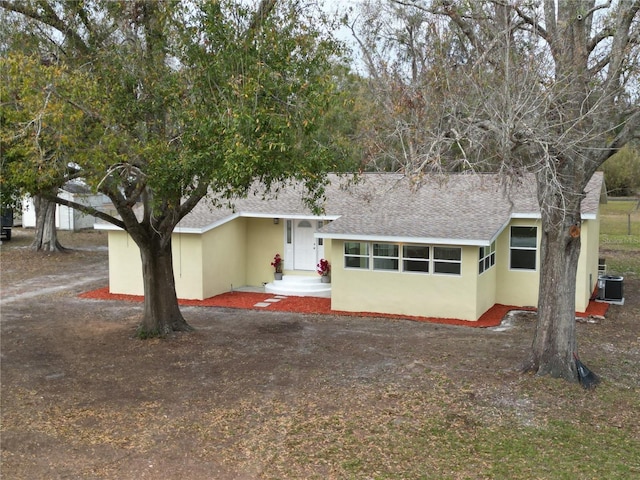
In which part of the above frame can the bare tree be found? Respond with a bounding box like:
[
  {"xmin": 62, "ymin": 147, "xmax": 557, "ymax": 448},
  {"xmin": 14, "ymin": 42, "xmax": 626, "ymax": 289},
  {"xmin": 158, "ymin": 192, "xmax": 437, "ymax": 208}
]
[{"xmin": 351, "ymin": 0, "xmax": 640, "ymax": 381}]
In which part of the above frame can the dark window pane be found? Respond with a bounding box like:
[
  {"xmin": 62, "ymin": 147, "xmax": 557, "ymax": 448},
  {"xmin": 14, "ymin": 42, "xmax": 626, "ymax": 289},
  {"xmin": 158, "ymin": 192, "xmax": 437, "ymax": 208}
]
[
  {"xmin": 404, "ymin": 260, "xmax": 429, "ymax": 272},
  {"xmin": 374, "ymin": 258, "xmax": 398, "ymax": 270},
  {"xmin": 434, "ymin": 247, "xmax": 461, "ymax": 261},
  {"xmin": 373, "ymin": 243, "xmax": 398, "ymax": 257},
  {"xmin": 345, "ymin": 242, "xmax": 368, "ymax": 255},
  {"xmin": 403, "ymin": 245, "xmax": 429, "ymax": 259},
  {"xmin": 511, "ymin": 250, "xmax": 536, "ymax": 269},
  {"xmin": 511, "ymin": 227, "xmax": 537, "ymax": 248},
  {"xmin": 345, "ymin": 256, "xmax": 369, "ymax": 269},
  {"xmin": 434, "ymin": 262, "xmax": 461, "ymax": 275}
]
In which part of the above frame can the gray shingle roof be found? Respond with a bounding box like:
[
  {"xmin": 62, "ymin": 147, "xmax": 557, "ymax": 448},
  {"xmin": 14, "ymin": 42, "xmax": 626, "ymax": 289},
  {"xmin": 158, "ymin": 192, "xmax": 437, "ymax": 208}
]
[{"xmin": 175, "ymin": 172, "xmax": 603, "ymax": 245}]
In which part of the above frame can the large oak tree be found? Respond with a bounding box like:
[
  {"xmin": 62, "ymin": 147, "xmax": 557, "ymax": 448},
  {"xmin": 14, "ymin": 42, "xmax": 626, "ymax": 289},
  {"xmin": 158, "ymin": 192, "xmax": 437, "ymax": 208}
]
[
  {"xmin": 1, "ymin": 0, "xmax": 350, "ymax": 336},
  {"xmin": 350, "ymin": 0, "xmax": 639, "ymax": 381}
]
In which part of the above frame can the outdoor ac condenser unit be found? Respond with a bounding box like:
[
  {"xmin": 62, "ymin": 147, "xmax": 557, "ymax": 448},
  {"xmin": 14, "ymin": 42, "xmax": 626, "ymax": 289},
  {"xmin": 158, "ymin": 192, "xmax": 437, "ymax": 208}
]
[{"xmin": 597, "ymin": 275, "xmax": 624, "ymax": 302}]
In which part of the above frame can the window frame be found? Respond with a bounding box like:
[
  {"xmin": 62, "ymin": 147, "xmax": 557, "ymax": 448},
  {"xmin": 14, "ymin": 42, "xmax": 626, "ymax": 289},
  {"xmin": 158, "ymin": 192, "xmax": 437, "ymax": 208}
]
[
  {"xmin": 317, "ymin": 221, "xmax": 324, "ymax": 246},
  {"xmin": 342, "ymin": 242, "xmax": 463, "ymax": 276},
  {"xmin": 344, "ymin": 241, "xmax": 370, "ymax": 269},
  {"xmin": 432, "ymin": 246, "xmax": 462, "ymax": 276},
  {"xmin": 509, "ymin": 226, "xmax": 538, "ymax": 271},
  {"xmin": 286, "ymin": 220, "xmax": 292, "ymax": 244},
  {"xmin": 372, "ymin": 243, "xmax": 400, "ymax": 271},
  {"xmin": 478, "ymin": 241, "xmax": 496, "ymax": 274},
  {"xmin": 402, "ymin": 244, "xmax": 430, "ymax": 274}
]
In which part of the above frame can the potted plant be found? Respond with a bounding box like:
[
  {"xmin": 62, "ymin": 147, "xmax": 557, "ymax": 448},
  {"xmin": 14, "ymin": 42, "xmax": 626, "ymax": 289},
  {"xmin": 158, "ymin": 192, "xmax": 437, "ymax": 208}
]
[
  {"xmin": 316, "ymin": 258, "xmax": 331, "ymax": 283},
  {"xmin": 271, "ymin": 253, "xmax": 283, "ymax": 280}
]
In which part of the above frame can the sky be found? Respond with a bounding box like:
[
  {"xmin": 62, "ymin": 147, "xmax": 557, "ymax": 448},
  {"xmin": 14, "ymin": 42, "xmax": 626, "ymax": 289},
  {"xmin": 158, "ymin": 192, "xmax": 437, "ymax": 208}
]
[{"xmin": 320, "ymin": 0, "xmax": 365, "ymax": 71}]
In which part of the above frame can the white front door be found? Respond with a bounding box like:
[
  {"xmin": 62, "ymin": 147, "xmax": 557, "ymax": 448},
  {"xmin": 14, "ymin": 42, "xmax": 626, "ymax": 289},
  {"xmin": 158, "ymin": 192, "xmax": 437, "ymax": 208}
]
[{"xmin": 293, "ymin": 220, "xmax": 316, "ymax": 270}]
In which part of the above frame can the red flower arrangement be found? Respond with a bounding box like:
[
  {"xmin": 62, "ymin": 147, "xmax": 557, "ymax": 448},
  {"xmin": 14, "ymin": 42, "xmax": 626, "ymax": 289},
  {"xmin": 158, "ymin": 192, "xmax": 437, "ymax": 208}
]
[
  {"xmin": 316, "ymin": 258, "xmax": 330, "ymax": 276},
  {"xmin": 271, "ymin": 253, "xmax": 283, "ymax": 273}
]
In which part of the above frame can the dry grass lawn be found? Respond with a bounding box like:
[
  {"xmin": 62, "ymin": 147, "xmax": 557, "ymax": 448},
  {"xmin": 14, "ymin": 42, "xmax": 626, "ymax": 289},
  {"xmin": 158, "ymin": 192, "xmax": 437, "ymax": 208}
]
[{"xmin": 1, "ymin": 227, "xmax": 639, "ymax": 479}]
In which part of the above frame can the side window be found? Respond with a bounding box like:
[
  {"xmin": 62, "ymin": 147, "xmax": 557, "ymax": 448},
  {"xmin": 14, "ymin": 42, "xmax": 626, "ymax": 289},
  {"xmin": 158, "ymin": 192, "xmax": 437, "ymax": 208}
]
[
  {"xmin": 403, "ymin": 245, "xmax": 430, "ymax": 273},
  {"xmin": 510, "ymin": 226, "xmax": 537, "ymax": 270},
  {"xmin": 479, "ymin": 242, "xmax": 496, "ymax": 274},
  {"xmin": 373, "ymin": 243, "xmax": 399, "ymax": 271},
  {"xmin": 433, "ymin": 247, "xmax": 462, "ymax": 275},
  {"xmin": 317, "ymin": 221, "xmax": 324, "ymax": 246},
  {"xmin": 344, "ymin": 242, "xmax": 369, "ymax": 269}
]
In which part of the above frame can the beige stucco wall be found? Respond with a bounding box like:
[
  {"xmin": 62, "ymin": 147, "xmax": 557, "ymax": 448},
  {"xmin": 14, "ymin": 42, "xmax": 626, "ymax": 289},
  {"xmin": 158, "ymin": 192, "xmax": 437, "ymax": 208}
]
[
  {"xmin": 172, "ymin": 234, "xmax": 205, "ymax": 299},
  {"xmin": 494, "ymin": 216, "xmax": 599, "ymax": 312},
  {"xmin": 495, "ymin": 219, "xmax": 542, "ymax": 309},
  {"xmin": 575, "ymin": 217, "xmax": 600, "ymax": 312},
  {"xmin": 107, "ymin": 230, "xmax": 145, "ymax": 296},
  {"xmin": 201, "ymin": 218, "xmax": 248, "ymax": 299},
  {"xmin": 246, "ymin": 218, "xmax": 288, "ymax": 287},
  {"xmin": 329, "ymin": 241, "xmax": 481, "ymax": 321},
  {"xmin": 322, "ymin": 238, "xmax": 333, "ymax": 272},
  {"xmin": 107, "ymin": 216, "xmax": 326, "ymax": 300},
  {"xmin": 108, "ymin": 230, "xmax": 206, "ymax": 299},
  {"xmin": 476, "ymin": 260, "xmax": 497, "ymax": 319},
  {"xmin": 108, "ymin": 223, "xmax": 244, "ymax": 300}
]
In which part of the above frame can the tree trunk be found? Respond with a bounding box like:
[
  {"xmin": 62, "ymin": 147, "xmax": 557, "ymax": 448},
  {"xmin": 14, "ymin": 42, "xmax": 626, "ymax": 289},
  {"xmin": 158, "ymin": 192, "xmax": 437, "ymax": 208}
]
[
  {"xmin": 525, "ymin": 175, "xmax": 583, "ymax": 381},
  {"xmin": 30, "ymin": 194, "xmax": 67, "ymax": 252},
  {"xmin": 136, "ymin": 235, "xmax": 193, "ymax": 337}
]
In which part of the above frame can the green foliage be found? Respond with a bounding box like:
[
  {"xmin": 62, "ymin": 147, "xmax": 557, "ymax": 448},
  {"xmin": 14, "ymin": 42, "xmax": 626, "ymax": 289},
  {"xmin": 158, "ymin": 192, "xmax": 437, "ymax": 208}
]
[
  {"xmin": 2, "ymin": 0, "xmax": 351, "ymax": 218},
  {"xmin": 601, "ymin": 144, "xmax": 640, "ymax": 196},
  {"xmin": 1, "ymin": 0, "xmax": 352, "ymax": 329},
  {"xmin": 0, "ymin": 55, "xmax": 92, "ymax": 204},
  {"xmin": 182, "ymin": 0, "xmax": 354, "ymax": 207}
]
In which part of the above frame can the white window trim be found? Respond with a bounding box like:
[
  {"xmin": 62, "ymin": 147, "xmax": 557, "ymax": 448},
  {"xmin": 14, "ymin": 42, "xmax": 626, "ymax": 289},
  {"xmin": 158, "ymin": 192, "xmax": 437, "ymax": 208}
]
[
  {"xmin": 344, "ymin": 242, "xmax": 463, "ymax": 276},
  {"xmin": 479, "ymin": 241, "xmax": 496, "ymax": 275},
  {"xmin": 432, "ymin": 246, "xmax": 462, "ymax": 276},
  {"xmin": 402, "ymin": 244, "xmax": 430, "ymax": 274},
  {"xmin": 372, "ymin": 243, "xmax": 400, "ymax": 271},
  {"xmin": 344, "ymin": 241, "xmax": 370, "ymax": 269},
  {"xmin": 509, "ymin": 226, "xmax": 538, "ymax": 271}
]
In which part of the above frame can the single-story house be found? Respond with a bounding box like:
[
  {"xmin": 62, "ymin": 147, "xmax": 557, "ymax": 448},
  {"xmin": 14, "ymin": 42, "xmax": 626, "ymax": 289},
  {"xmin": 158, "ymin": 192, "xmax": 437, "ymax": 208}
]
[{"xmin": 96, "ymin": 172, "xmax": 605, "ymax": 322}]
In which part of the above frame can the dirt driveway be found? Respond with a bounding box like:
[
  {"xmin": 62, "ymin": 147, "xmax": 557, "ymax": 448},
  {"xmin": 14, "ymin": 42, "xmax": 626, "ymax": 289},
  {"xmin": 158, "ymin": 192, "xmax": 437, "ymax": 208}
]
[{"xmin": 1, "ymin": 228, "xmax": 639, "ymax": 479}]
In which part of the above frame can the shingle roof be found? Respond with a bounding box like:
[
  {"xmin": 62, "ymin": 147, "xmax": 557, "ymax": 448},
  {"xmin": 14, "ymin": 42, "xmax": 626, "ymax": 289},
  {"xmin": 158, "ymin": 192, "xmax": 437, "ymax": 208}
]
[{"xmin": 172, "ymin": 172, "xmax": 604, "ymax": 245}]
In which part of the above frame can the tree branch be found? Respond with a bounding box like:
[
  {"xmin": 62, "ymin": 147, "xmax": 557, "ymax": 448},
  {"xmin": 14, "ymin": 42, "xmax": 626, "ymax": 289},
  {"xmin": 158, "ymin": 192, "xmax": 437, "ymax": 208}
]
[
  {"xmin": 0, "ymin": 0, "xmax": 90, "ymax": 55},
  {"xmin": 598, "ymin": 108, "xmax": 640, "ymax": 165},
  {"xmin": 246, "ymin": 0, "xmax": 278, "ymax": 39},
  {"xmin": 511, "ymin": 4, "xmax": 549, "ymax": 43},
  {"xmin": 41, "ymin": 191, "xmax": 126, "ymax": 230},
  {"xmin": 45, "ymin": 83, "xmax": 103, "ymax": 121}
]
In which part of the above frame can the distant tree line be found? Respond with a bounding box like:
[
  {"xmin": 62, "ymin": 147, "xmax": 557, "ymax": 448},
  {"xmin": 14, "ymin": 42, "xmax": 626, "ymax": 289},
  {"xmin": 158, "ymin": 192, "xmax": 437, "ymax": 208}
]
[{"xmin": 601, "ymin": 143, "xmax": 640, "ymax": 197}]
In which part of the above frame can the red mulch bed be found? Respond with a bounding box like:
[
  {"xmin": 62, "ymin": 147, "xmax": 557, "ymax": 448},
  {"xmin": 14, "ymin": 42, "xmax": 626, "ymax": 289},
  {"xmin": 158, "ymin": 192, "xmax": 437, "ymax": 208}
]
[{"xmin": 79, "ymin": 287, "xmax": 609, "ymax": 328}]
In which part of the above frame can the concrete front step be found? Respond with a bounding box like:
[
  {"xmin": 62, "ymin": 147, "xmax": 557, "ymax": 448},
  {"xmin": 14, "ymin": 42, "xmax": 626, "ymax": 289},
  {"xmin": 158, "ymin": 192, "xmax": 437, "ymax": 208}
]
[{"xmin": 265, "ymin": 274, "xmax": 331, "ymax": 298}]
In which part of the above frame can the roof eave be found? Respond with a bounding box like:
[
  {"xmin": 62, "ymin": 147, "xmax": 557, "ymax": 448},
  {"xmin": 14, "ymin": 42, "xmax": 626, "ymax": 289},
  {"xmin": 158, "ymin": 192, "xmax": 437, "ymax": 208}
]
[{"xmin": 315, "ymin": 232, "xmax": 491, "ymax": 247}]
